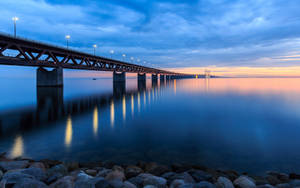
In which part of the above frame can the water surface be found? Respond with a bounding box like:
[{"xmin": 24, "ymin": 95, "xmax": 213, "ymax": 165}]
[{"xmin": 1, "ymin": 77, "xmax": 300, "ymax": 174}]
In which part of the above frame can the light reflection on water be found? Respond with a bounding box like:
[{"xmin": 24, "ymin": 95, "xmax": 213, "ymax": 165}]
[{"xmin": 1, "ymin": 78, "xmax": 300, "ymax": 174}]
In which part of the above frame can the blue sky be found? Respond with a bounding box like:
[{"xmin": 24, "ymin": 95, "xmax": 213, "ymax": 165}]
[{"xmin": 0, "ymin": 0, "xmax": 300, "ymax": 76}]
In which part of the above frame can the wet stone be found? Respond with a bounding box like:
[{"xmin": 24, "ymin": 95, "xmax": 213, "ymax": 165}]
[
  {"xmin": 108, "ymin": 179, "xmax": 124, "ymax": 188},
  {"xmin": 20, "ymin": 167, "xmax": 47, "ymax": 181},
  {"xmin": 95, "ymin": 178, "xmax": 114, "ymax": 188},
  {"xmin": 233, "ymin": 176, "xmax": 256, "ymax": 188},
  {"xmin": 49, "ymin": 176, "xmax": 75, "ymax": 188},
  {"xmin": 170, "ymin": 179, "xmax": 185, "ymax": 188},
  {"xmin": 125, "ymin": 166, "xmax": 143, "ymax": 179},
  {"xmin": 122, "ymin": 181, "xmax": 137, "ymax": 188},
  {"xmin": 13, "ymin": 178, "xmax": 48, "ymax": 188},
  {"xmin": 29, "ymin": 162, "xmax": 46, "ymax": 171},
  {"xmin": 2, "ymin": 171, "xmax": 34, "ymax": 185},
  {"xmin": 86, "ymin": 169, "xmax": 98, "ymax": 176},
  {"xmin": 289, "ymin": 180, "xmax": 300, "ymax": 187},
  {"xmin": 289, "ymin": 173, "xmax": 300, "ymax": 180},
  {"xmin": 0, "ymin": 160, "xmax": 29, "ymax": 171},
  {"xmin": 256, "ymin": 184, "xmax": 275, "ymax": 188},
  {"xmin": 105, "ymin": 170, "xmax": 125, "ymax": 181},
  {"xmin": 275, "ymin": 183, "xmax": 291, "ymax": 188},
  {"xmin": 188, "ymin": 169, "xmax": 212, "ymax": 182},
  {"xmin": 216, "ymin": 177, "xmax": 234, "ymax": 188},
  {"xmin": 266, "ymin": 175, "xmax": 281, "ymax": 185},
  {"xmin": 195, "ymin": 181, "xmax": 216, "ymax": 188},
  {"xmin": 97, "ymin": 169, "xmax": 113, "ymax": 178},
  {"xmin": 169, "ymin": 172, "xmax": 195, "ymax": 184},
  {"xmin": 48, "ymin": 164, "xmax": 68, "ymax": 177}
]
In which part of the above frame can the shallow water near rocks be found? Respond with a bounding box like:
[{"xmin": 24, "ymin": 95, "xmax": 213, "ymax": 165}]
[{"xmin": 1, "ymin": 77, "xmax": 300, "ymax": 175}]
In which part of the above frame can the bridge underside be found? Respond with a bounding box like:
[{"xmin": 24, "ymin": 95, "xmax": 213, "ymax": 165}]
[{"xmin": 0, "ymin": 34, "xmax": 195, "ymax": 86}]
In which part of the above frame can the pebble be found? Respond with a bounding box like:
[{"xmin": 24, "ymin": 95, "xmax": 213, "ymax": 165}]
[
  {"xmin": 86, "ymin": 169, "xmax": 98, "ymax": 176},
  {"xmin": 105, "ymin": 170, "xmax": 126, "ymax": 181},
  {"xmin": 123, "ymin": 181, "xmax": 137, "ymax": 188},
  {"xmin": 188, "ymin": 169, "xmax": 212, "ymax": 182},
  {"xmin": 0, "ymin": 160, "xmax": 29, "ymax": 171},
  {"xmin": 49, "ymin": 176, "xmax": 75, "ymax": 188},
  {"xmin": 13, "ymin": 178, "xmax": 48, "ymax": 188},
  {"xmin": 216, "ymin": 176, "xmax": 234, "ymax": 188},
  {"xmin": 20, "ymin": 167, "xmax": 47, "ymax": 181},
  {"xmin": 139, "ymin": 173, "xmax": 167, "ymax": 188},
  {"xmin": 233, "ymin": 175, "xmax": 256, "ymax": 188},
  {"xmin": 170, "ymin": 179, "xmax": 185, "ymax": 188},
  {"xmin": 125, "ymin": 166, "xmax": 143, "ymax": 179},
  {"xmin": 195, "ymin": 181, "xmax": 216, "ymax": 188}
]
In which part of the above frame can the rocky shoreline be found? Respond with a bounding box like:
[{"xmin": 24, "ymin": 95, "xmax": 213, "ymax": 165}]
[{"xmin": 1, "ymin": 153, "xmax": 300, "ymax": 188}]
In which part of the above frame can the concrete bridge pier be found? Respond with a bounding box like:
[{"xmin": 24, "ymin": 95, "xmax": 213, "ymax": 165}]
[
  {"xmin": 138, "ymin": 73, "xmax": 146, "ymax": 91},
  {"xmin": 37, "ymin": 67, "xmax": 63, "ymax": 87},
  {"xmin": 152, "ymin": 74, "xmax": 158, "ymax": 84},
  {"xmin": 113, "ymin": 71, "xmax": 126, "ymax": 83}
]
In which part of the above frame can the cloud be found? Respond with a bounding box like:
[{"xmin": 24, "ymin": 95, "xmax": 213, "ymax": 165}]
[{"xmin": 0, "ymin": 0, "xmax": 300, "ymax": 76}]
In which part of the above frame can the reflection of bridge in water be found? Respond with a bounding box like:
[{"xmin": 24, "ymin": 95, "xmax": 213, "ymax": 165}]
[{"xmin": 0, "ymin": 79, "xmax": 169, "ymax": 137}]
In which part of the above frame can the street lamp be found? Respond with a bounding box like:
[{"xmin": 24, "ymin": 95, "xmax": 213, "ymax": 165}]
[
  {"xmin": 12, "ymin": 17, "xmax": 19, "ymax": 37},
  {"xmin": 122, "ymin": 54, "xmax": 126, "ymax": 62},
  {"xmin": 93, "ymin": 44, "xmax": 97, "ymax": 56},
  {"xmin": 130, "ymin": 57, "xmax": 134, "ymax": 63},
  {"xmin": 110, "ymin": 50, "xmax": 114, "ymax": 59},
  {"xmin": 65, "ymin": 35, "xmax": 71, "ymax": 49}
]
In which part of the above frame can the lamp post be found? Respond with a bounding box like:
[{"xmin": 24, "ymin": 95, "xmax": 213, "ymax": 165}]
[
  {"xmin": 122, "ymin": 54, "xmax": 126, "ymax": 62},
  {"xmin": 130, "ymin": 57, "xmax": 134, "ymax": 63},
  {"xmin": 12, "ymin": 17, "xmax": 19, "ymax": 37},
  {"xmin": 110, "ymin": 50, "xmax": 114, "ymax": 59},
  {"xmin": 93, "ymin": 44, "xmax": 97, "ymax": 56},
  {"xmin": 65, "ymin": 35, "xmax": 71, "ymax": 49}
]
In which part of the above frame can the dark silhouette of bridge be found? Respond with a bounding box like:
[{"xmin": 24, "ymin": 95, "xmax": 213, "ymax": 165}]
[{"xmin": 0, "ymin": 34, "xmax": 195, "ymax": 87}]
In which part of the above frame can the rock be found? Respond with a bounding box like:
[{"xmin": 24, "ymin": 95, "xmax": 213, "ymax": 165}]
[
  {"xmin": 128, "ymin": 176, "xmax": 144, "ymax": 187},
  {"xmin": 13, "ymin": 178, "xmax": 48, "ymax": 188},
  {"xmin": 0, "ymin": 160, "xmax": 29, "ymax": 171},
  {"xmin": 216, "ymin": 177, "xmax": 234, "ymax": 188},
  {"xmin": 125, "ymin": 166, "xmax": 143, "ymax": 179},
  {"xmin": 122, "ymin": 181, "xmax": 137, "ymax": 188},
  {"xmin": 113, "ymin": 166, "xmax": 125, "ymax": 172},
  {"xmin": 251, "ymin": 176, "xmax": 268, "ymax": 186},
  {"xmin": 29, "ymin": 162, "xmax": 46, "ymax": 171},
  {"xmin": 95, "ymin": 178, "xmax": 114, "ymax": 188},
  {"xmin": 169, "ymin": 172, "xmax": 195, "ymax": 184},
  {"xmin": 233, "ymin": 176, "xmax": 256, "ymax": 188},
  {"xmin": 105, "ymin": 170, "xmax": 125, "ymax": 181},
  {"xmin": 145, "ymin": 163, "xmax": 171, "ymax": 176},
  {"xmin": 97, "ymin": 169, "xmax": 113, "ymax": 178},
  {"xmin": 289, "ymin": 180, "xmax": 300, "ymax": 187},
  {"xmin": 40, "ymin": 159, "xmax": 61, "ymax": 168},
  {"xmin": 20, "ymin": 167, "xmax": 47, "ymax": 181},
  {"xmin": 188, "ymin": 169, "xmax": 212, "ymax": 182},
  {"xmin": 275, "ymin": 183, "xmax": 291, "ymax": 188},
  {"xmin": 170, "ymin": 179, "xmax": 185, "ymax": 188},
  {"xmin": 46, "ymin": 164, "xmax": 68, "ymax": 184},
  {"xmin": 86, "ymin": 169, "xmax": 98, "ymax": 176},
  {"xmin": 161, "ymin": 172, "xmax": 176, "ymax": 180},
  {"xmin": 140, "ymin": 173, "xmax": 167, "ymax": 188},
  {"xmin": 267, "ymin": 175, "xmax": 281, "ymax": 185},
  {"xmin": 290, "ymin": 173, "xmax": 300, "ymax": 179},
  {"xmin": 48, "ymin": 164, "xmax": 68, "ymax": 176},
  {"xmin": 256, "ymin": 185, "xmax": 275, "ymax": 188},
  {"xmin": 65, "ymin": 162, "xmax": 80, "ymax": 172},
  {"xmin": 108, "ymin": 179, "xmax": 124, "ymax": 188},
  {"xmin": 50, "ymin": 176, "xmax": 75, "ymax": 188},
  {"xmin": 195, "ymin": 181, "xmax": 216, "ymax": 188},
  {"xmin": 2, "ymin": 171, "xmax": 34, "ymax": 185},
  {"xmin": 143, "ymin": 186, "xmax": 158, "ymax": 188}
]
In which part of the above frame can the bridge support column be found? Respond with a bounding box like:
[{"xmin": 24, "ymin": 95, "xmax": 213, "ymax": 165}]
[
  {"xmin": 37, "ymin": 67, "xmax": 63, "ymax": 87},
  {"xmin": 166, "ymin": 75, "xmax": 170, "ymax": 80},
  {"xmin": 113, "ymin": 71, "xmax": 126, "ymax": 83},
  {"xmin": 160, "ymin": 75, "xmax": 165, "ymax": 81},
  {"xmin": 138, "ymin": 73, "xmax": 146, "ymax": 91},
  {"xmin": 152, "ymin": 74, "xmax": 158, "ymax": 84}
]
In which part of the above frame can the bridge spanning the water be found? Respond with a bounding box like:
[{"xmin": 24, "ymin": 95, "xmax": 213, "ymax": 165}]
[{"xmin": 0, "ymin": 34, "xmax": 195, "ymax": 87}]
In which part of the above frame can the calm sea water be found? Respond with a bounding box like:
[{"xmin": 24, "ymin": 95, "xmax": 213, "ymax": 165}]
[{"xmin": 1, "ymin": 77, "xmax": 300, "ymax": 174}]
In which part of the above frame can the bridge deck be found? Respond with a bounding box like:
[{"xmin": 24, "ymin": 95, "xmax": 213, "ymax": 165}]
[{"xmin": 0, "ymin": 33, "xmax": 184, "ymax": 75}]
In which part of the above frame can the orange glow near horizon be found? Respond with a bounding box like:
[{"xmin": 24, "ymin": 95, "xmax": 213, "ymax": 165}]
[{"xmin": 168, "ymin": 66, "xmax": 300, "ymax": 77}]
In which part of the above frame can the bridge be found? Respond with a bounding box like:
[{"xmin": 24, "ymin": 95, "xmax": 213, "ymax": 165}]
[{"xmin": 0, "ymin": 33, "xmax": 195, "ymax": 87}]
